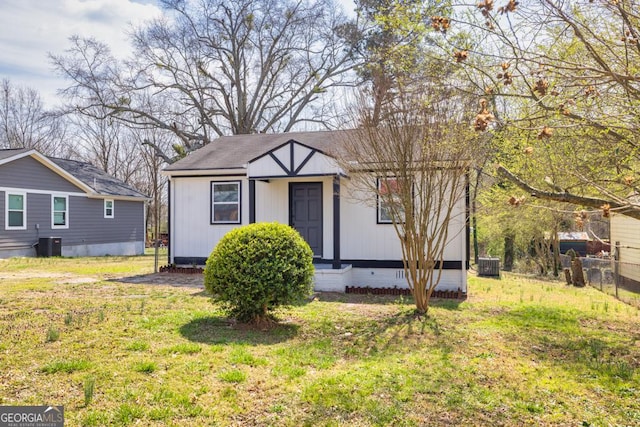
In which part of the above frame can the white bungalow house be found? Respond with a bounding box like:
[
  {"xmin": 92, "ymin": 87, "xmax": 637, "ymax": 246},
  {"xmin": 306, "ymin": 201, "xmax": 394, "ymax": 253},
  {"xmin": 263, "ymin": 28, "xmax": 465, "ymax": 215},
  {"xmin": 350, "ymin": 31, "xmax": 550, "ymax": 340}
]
[{"xmin": 163, "ymin": 130, "xmax": 469, "ymax": 293}]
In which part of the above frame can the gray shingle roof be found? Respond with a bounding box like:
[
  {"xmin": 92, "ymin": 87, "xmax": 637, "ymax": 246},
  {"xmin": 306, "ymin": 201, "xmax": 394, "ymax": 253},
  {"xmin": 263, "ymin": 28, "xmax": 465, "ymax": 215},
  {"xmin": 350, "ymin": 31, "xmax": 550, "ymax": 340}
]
[
  {"xmin": 164, "ymin": 129, "xmax": 356, "ymax": 171},
  {"xmin": 0, "ymin": 148, "xmax": 30, "ymax": 161},
  {"xmin": 1, "ymin": 148, "xmax": 147, "ymax": 199},
  {"xmin": 49, "ymin": 157, "xmax": 147, "ymax": 198}
]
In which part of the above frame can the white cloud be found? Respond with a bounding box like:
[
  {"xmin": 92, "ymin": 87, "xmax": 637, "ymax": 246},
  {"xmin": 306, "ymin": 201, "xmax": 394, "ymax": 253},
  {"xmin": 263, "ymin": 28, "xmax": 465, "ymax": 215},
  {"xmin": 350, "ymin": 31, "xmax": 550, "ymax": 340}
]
[
  {"xmin": 0, "ymin": 0, "xmax": 162, "ymax": 107},
  {"xmin": 0, "ymin": 0, "xmax": 356, "ymax": 108}
]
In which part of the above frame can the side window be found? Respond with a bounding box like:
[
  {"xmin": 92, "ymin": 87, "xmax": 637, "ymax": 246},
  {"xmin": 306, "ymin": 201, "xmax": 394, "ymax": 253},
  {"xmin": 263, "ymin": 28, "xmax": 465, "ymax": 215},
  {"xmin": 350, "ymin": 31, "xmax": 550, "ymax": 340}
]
[
  {"xmin": 5, "ymin": 192, "xmax": 26, "ymax": 230},
  {"xmin": 211, "ymin": 181, "xmax": 241, "ymax": 224},
  {"xmin": 104, "ymin": 199, "xmax": 114, "ymax": 218},
  {"xmin": 52, "ymin": 195, "xmax": 69, "ymax": 229},
  {"xmin": 377, "ymin": 177, "xmax": 406, "ymax": 224}
]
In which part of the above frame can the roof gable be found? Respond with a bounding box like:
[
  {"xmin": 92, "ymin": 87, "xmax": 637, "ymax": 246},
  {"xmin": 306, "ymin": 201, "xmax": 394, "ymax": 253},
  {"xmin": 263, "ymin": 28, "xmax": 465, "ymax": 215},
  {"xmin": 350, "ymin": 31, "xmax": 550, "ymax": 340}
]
[
  {"xmin": 247, "ymin": 139, "xmax": 343, "ymax": 178},
  {"xmin": 49, "ymin": 158, "xmax": 147, "ymax": 199},
  {"xmin": 164, "ymin": 129, "xmax": 355, "ymax": 174},
  {"xmin": 0, "ymin": 148, "xmax": 35, "ymax": 164},
  {"xmin": 0, "ymin": 149, "xmax": 147, "ymax": 200}
]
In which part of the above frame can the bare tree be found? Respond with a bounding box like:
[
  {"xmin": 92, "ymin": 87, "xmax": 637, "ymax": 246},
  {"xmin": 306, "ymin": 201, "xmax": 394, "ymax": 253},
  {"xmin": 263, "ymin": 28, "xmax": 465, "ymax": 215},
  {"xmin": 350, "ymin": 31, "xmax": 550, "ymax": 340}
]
[
  {"xmin": 341, "ymin": 87, "xmax": 480, "ymax": 315},
  {"xmin": 50, "ymin": 0, "xmax": 359, "ymax": 161},
  {"xmin": 130, "ymin": 128, "xmax": 173, "ymax": 246},
  {"xmin": 0, "ymin": 79, "xmax": 67, "ymax": 155},
  {"xmin": 70, "ymin": 107, "xmax": 142, "ymax": 184}
]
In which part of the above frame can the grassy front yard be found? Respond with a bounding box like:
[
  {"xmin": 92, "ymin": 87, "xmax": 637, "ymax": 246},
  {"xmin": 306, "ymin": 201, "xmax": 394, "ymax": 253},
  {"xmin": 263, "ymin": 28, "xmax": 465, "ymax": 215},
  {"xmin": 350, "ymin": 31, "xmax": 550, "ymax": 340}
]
[{"xmin": 0, "ymin": 256, "xmax": 638, "ymax": 426}]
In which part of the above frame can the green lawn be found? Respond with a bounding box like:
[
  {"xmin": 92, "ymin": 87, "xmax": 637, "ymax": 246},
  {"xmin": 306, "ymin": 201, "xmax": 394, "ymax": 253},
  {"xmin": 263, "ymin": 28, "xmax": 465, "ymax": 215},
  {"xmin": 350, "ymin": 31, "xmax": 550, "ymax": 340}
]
[{"xmin": 0, "ymin": 256, "xmax": 638, "ymax": 426}]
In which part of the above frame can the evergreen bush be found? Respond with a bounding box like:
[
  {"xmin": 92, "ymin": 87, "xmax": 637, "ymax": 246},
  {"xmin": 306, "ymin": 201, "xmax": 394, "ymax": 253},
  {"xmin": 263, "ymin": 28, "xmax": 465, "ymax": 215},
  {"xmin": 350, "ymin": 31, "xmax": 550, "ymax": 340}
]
[{"xmin": 204, "ymin": 222, "xmax": 314, "ymax": 323}]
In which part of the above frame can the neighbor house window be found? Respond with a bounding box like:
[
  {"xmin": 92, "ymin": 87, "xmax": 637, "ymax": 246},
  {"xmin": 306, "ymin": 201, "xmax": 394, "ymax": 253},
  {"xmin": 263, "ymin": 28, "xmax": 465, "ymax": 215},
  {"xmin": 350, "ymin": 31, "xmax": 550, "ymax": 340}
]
[
  {"xmin": 52, "ymin": 195, "xmax": 68, "ymax": 229},
  {"xmin": 377, "ymin": 177, "xmax": 406, "ymax": 224},
  {"xmin": 104, "ymin": 199, "xmax": 114, "ymax": 218},
  {"xmin": 211, "ymin": 181, "xmax": 241, "ymax": 224},
  {"xmin": 5, "ymin": 192, "xmax": 26, "ymax": 230}
]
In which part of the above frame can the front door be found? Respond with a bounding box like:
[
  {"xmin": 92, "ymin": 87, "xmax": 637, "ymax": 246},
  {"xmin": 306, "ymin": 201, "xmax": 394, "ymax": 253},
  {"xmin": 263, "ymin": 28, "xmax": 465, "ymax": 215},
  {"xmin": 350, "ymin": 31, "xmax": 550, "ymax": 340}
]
[{"xmin": 290, "ymin": 182, "xmax": 322, "ymax": 256}]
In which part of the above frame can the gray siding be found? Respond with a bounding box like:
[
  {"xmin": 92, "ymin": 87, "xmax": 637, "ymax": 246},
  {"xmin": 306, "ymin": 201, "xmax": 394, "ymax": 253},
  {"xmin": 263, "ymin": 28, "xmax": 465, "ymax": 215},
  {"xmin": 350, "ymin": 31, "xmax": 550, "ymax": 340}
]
[
  {"xmin": 63, "ymin": 197, "xmax": 144, "ymax": 245},
  {"xmin": 1, "ymin": 191, "xmax": 144, "ymax": 256},
  {"xmin": 0, "ymin": 191, "xmax": 39, "ymax": 254},
  {"xmin": 0, "ymin": 156, "xmax": 85, "ymax": 193}
]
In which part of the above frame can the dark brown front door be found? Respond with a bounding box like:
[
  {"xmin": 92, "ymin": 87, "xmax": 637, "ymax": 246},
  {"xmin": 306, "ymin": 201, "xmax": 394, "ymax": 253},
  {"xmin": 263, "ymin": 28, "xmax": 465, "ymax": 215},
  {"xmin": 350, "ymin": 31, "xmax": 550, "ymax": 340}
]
[{"xmin": 290, "ymin": 182, "xmax": 322, "ymax": 256}]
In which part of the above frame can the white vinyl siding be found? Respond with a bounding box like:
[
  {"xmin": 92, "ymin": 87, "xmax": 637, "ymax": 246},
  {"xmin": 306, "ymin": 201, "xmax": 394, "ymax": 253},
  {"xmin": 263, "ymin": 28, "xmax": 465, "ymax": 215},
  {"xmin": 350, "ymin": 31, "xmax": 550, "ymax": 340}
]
[
  {"xmin": 5, "ymin": 192, "xmax": 26, "ymax": 230},
  {"xmin": 610, "ymin": 214, "xmax": 640, "ymax": 284},
  {"xmin": 52, "ymin": 195, "xmax": 69, "ymax": 229}
]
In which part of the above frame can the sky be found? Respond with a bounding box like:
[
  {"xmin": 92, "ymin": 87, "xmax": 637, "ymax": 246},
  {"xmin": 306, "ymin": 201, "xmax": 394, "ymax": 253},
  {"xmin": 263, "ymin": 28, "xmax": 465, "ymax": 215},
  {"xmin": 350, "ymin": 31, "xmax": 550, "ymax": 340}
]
[
  {"xmin": 0, "ymin": 0, "xmax": 163, "ymax": 107},
  {"xmin": 0, "ymin": 0, "xmax": 356, "ymax": 108}
]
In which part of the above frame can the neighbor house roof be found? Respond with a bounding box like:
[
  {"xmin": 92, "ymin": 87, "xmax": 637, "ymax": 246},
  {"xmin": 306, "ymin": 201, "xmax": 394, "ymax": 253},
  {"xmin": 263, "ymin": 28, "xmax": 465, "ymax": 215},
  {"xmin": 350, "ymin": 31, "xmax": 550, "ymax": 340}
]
[
  {"xmin": 0, "ymin": 148, "xmax": 147, "ymax": 200},
  {"xmin": 164, "ymin": 130, "xmax": 355, "ymax": 172},
  {"xmin": 558, "ymin": 232, "xmax": 591, "ymax": 241},
  {"xmin": 0, "ymin": 147, "xmax": 30, "ymax": 161},
  {"xmin": 50, "ymin": 157, "xmax": 147, "ymax": 199}
]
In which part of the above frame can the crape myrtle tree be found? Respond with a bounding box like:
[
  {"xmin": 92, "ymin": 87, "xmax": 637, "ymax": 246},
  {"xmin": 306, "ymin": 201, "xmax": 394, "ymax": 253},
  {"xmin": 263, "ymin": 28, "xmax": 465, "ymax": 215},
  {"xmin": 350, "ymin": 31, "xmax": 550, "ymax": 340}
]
[
  {"xmin": 342, "ymin": 87, "xmax": 480, "ymax": 315},
  {"xmin": 430, "ymin": 0, "xmax": 640, "ymax": 219},
  {"xmin": 50, "ymin": 0, "xmax": 360, "ymax": 162},
  {"xmin": 337, "ymin": 0, "xmax": 483, "ymax": 315}
]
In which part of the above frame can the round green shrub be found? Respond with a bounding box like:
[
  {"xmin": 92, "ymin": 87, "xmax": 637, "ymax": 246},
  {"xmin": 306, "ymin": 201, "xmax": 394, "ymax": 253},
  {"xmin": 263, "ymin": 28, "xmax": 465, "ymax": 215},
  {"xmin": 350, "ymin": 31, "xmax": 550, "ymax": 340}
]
[{"xmin": 204, "ymin": 222, "xmax": 314, "ymax": 323}]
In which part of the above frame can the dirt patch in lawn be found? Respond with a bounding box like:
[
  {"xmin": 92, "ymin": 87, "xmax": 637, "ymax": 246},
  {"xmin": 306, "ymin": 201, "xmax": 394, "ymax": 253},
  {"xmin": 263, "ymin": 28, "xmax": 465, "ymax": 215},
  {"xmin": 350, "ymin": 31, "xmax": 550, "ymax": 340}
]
[
  {"xmin": 0, "ymin": 270, "xmax": 98, "ymax": 284},
  {"xmin": 114, "ymin": 272, "xmax": 205, "ymax": 288}
]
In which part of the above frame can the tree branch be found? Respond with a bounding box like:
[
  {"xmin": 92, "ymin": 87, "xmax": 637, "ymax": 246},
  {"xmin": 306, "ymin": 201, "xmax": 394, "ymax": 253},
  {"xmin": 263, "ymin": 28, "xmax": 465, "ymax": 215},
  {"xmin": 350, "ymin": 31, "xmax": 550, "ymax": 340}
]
[{"xmin": 496, "ymin": 164, "xmax": 640, "ymax": 220}]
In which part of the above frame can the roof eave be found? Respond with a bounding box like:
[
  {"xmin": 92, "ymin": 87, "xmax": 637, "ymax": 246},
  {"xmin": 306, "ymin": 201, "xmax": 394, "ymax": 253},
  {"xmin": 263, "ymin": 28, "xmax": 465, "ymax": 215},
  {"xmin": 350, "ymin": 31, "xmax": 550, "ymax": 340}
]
[
  {"xmin": 0, "ymin": 148, "xmax": 37, "ymax": 166},
  {"xmin": 29, "ymin": 153, "xmax": 97, "ymax": 194},
  {"xmin": 86, "ymin": 193, "xmax": 150, "ymax": 202},
  {"xmin": 163, "ymin": 167, "xmax": 247, "ymax": 177}
]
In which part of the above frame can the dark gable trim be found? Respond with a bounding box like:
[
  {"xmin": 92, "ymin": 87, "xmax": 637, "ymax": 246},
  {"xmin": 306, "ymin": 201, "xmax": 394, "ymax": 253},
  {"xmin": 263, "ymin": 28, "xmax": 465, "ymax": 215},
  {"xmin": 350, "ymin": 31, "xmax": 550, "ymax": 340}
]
[
  {"xmin": 294, "ymin": 148, "xmax": 318, "ymax": 175},
  {"xmin": 249, "ymin": 173, "xmax": 338, "ymax": 180},
  {"xmin": 170, "ymin": 173, "xmax": 247, "ymax": 178},
  {"xmin": 175, "ymin": 258, "xmax": 465, "ymax": 269},
  {"xmin": 268, "ymin": 152, "xmax": 291, "ymax": 175},
  {"xmin": 247, "ymin": 139, "xmax": 332, "ymax": 164},
  {"xmin": 247, "ymin": 139, "xmax": 334, "ymax": 178}
]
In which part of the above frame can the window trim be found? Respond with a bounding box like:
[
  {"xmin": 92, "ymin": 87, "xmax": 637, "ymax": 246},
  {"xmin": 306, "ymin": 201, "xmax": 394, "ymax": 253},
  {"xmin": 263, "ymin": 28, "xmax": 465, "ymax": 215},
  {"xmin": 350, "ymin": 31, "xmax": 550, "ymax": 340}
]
[
  {"xmin": 51, "ymin": 194, "xmax": 69, "ymax": 229},
  {"xmin": 376, "ymin": 177, "xmax": 408, "ymax": 225},
  {"xmin": 5, "ymin": 191, "xmax": 27, "ymax": 230},
  {"xmin": 210, "ymin": 181, "xmax": 241, "ymax": 224},
  {"xmin": 104, "ymin": 199, "xmax": 114, "ymax": 219}
]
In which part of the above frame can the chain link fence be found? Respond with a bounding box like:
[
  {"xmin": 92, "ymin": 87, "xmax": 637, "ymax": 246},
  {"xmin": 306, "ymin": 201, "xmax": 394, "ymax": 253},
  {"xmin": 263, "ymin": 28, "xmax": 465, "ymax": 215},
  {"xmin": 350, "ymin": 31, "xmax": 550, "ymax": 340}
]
[{"xmin": 560, "ymin": 254, "xmax": 640, "ymax": 308}]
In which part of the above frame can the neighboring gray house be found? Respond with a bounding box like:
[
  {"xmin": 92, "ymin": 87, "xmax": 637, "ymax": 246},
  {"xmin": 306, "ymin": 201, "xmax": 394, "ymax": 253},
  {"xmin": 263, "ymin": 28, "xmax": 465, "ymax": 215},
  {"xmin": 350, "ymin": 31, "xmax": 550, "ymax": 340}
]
[{"xmin": 0, "ymin": 148, "xmax": 148, "ymax": 258}]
